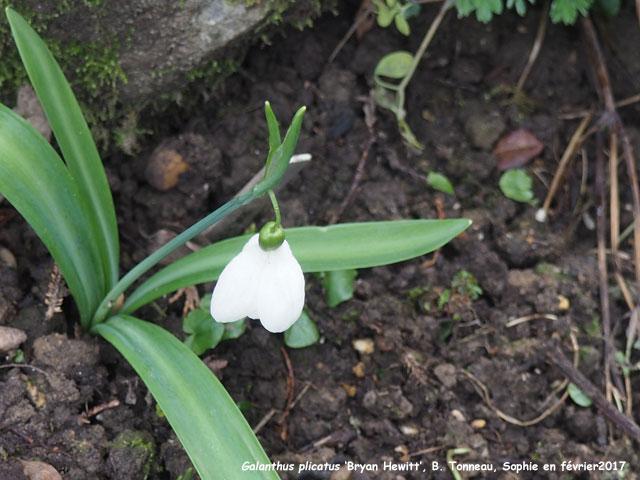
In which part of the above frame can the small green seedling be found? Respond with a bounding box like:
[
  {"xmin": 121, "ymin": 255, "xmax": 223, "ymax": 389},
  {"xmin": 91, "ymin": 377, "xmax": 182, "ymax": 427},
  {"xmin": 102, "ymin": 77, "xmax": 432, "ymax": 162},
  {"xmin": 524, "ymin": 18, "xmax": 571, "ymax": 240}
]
[
  {"xmin": 567, "ymin": 383, "xmax": 593, "ymax": 407},
  {"xmin": 428, "ymin": 171, "xmax": 455, "ymax": 195},
  {"xmin": 373, "ymin": 0, "xmax": 421, "ymax": 35},
  {"xmin": 499, "ymin": 168, "xmax": 535, "ymax": 203}
]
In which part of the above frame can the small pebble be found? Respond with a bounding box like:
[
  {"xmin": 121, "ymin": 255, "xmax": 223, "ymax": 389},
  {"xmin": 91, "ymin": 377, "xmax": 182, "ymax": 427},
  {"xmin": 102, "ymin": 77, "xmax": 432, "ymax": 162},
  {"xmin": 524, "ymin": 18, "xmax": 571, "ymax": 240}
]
[
  {"xmin": 451, "ymin": 409, "xmax": 466, "ymax": 422},
  {"xmin": 471, "ymin": 418, "xmax": 487, "ymax": 430},
  {"xmin": 0, "ymin": 246, "xmax": 17, "ymax": 269},
  {"xmin": 352, "ymin": 338, "xmax": 375, "ymax": 355},
  {"xmin": 558, "ymin": 295, "xmax": 570, "ymax": 311},
  {"xmin": 145, "ymin": 147, "xmax": 189, "ymax": 191},
  {"xmin": 0, "ymin": 326, "xmax": 27, "ymax": 353},
  {"xmin": 399, "ymin": 425, "xmax": 419, "ymax": 436},
  {"xmin": 342, "ymin": 383, "xmax": 357, "ymax": 397},
  {"xmin": 535, "ymin": 208, "xmax": 547, "ymax": 223},
  {"xmin": 352, "ymin": 361, "xmax": 366, "ymax": 378}
]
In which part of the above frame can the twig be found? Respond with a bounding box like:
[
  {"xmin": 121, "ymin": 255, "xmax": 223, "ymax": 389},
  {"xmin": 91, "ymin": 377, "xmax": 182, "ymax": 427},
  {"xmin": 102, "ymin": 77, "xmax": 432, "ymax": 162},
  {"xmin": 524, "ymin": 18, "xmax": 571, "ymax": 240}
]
[
  {"xmin": 328, "ymin": 1, "xmax": 375, "ymax": 63},
  {"xmin": 537, "ymin": 114, "xmax": 591, "ymax": 222},
  {"xmin": 582, "ymin": 15, "xmax": 640, "ymax": 426},
  {"xmin": 460, "ymin": 332, "xmax": 577, "ymax": 428},
  {"xmin": 79, "ymin": 399, "xmax": 121, "ymax": 423},
  {"xmin": 514, "ymin": 0, "xmax": 550, "ymax": 95},
  {"xmin": 595, "ymin": 130, "xmax": 616, "ymax": 431},
  {"xmin": 252, "ymin": 409, "xmax": 277, "ymax": 435},
  {"xmin": 329, "ymin": 137, "xmax": 375, "ymax": 224},
  {"xmin": 277, "ymin": 346, "xmax": 296, "ymax": 441},
  {"xmin": 547, "ymin": 344, "xmax": 640, "ymax": 443},
  {"xmin": 395, "ymin": 0, "xmax": 454, "ymax": 110},
  {"xmin": 0, "ymin": 364, "xmax": 49, "ymax": 376},
  {"xmin": 505, "ymin": 313, "xmax": 558, "ymax": 328},
  {"xmin": 252, "ymin": 383, "xmax": 311, "ymax": 435}
]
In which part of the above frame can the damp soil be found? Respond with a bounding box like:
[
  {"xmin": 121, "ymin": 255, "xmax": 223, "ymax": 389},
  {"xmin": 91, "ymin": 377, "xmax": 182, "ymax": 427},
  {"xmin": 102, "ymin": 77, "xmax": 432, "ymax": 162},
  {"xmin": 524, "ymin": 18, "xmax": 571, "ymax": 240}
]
[{"xmin": 1, "ymin": 2, "xmax": 640, "ymax": 479}]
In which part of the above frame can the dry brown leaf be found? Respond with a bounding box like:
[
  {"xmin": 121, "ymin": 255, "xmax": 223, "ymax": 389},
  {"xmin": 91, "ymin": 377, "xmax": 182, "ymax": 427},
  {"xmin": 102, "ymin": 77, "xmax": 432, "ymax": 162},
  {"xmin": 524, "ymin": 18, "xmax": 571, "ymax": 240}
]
[{"xmin": 493, "ymin": 129, "xmax": 544, "ymax": 170}]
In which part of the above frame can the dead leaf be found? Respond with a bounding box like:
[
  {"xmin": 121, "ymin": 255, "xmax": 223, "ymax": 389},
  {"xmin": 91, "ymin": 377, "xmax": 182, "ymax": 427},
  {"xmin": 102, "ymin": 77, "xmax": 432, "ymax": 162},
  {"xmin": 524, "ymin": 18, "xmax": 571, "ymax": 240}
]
[{"xmin": 493, "ymin": 129, "xmax": 544, "ymax": 170}]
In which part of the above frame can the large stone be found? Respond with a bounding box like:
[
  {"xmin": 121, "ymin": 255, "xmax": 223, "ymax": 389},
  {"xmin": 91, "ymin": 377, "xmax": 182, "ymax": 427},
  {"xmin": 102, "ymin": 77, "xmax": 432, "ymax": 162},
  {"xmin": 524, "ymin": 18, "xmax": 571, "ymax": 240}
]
[{"xmin": 2, "ymin": 1, "xmax": 322, "ymax": 111}]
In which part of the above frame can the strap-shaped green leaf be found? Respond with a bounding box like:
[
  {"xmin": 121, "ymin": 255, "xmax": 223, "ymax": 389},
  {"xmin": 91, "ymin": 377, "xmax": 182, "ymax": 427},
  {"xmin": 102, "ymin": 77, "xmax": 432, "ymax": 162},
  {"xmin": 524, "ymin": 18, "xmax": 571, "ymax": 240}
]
[
  {"xmin": 6, "ymin": 7, "xmax": 119, "ymax": 288},
  {"xmin": 120, "ymin": 219, "xmax": 470, "ymax": 314},
  {"xmin": 0, "ymin": 104, "xmax": 102, "ymax": 323},
  {"xmin": 93, "ymin": 315, "xmax": 278, "ymax": 480}
]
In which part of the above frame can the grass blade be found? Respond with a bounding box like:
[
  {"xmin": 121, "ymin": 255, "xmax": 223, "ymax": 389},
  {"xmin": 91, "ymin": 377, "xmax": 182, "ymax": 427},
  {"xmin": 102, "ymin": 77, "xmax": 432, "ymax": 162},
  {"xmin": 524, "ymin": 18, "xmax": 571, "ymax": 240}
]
[
  {"xmin": 6, "ymin": 7, "xmax": 119, "ymax": 288},
  {"xmin": 0, "ymin": 104, "xmax": 102, "ymax": 324},
  {"xmin": 121, "ymin": 219, "xmax": 470, "ymax": 314},
  {"xmin": 94, "ymin": 315, "xmax": 278, "ymax": 480}
]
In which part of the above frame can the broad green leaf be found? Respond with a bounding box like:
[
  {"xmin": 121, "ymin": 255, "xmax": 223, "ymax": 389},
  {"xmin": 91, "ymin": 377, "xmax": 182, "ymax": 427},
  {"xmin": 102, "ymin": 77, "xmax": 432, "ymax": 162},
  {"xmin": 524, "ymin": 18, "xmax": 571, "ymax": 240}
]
[
  {"xmin": 394, "ymin": 14, "xmax": 410, "ymax": 35},
  {"xmin": 475, "ymin": 0, "xmax": 503, "ymax": 22},
  {"xmin": 284, "ymin": 310, "xmax": 319, "ymax": 348},
  {"xmin": 7, "ymin": 8, "xmax": 119, "ymax": 288},
  {"xmin": 94, "ymin": 315, "xmax": 278, "ymax": 480},
  {"xmin": 427, "ymin": 172, "xmax": 455, "ymax": 195},
  {"xmin": 550, "ymin": 0, "xmax": 592, "ymax": 24},
  {"xmin": 0, "ymin": 104, "xmax": 101, "ymax": 325},
  {"xmin": 184, "ymin": 309, "xmax": 224, "ymax": 355},
  {"xmin": 183, "ymin": 293, "xmax": 244, "ymax": 353},
  {"xmin": 323, "ymin": 269, "xmax": 358, "ymax": 307},
  {"xmin": 567, "ymin": 383, "xmax": 593, "ymax": 407},
  {"xmin": 120, "ymin": 219, "xmax": 470, "ymax": 314},
  {"xmin": 375, "ymin": 0, "xmax": 395, "ymax": 27},
  {"xmin": 499, "ymin": 169, "xmax": 535, "ymax": 203},
  {"xmin": 222, "ymin": 319, "xmax": 247, "ymax": 341},
  {"xmin": 374, "ymin": 51, "xmax": 413, "ymax": 80}
]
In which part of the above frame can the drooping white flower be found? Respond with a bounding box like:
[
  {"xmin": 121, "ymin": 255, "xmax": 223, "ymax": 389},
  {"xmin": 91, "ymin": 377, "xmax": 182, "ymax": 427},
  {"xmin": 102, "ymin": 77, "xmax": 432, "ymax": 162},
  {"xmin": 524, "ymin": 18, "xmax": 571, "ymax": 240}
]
[{"xmin": 210, "ymin": 234, "xmax": 305, "ymax": 333}]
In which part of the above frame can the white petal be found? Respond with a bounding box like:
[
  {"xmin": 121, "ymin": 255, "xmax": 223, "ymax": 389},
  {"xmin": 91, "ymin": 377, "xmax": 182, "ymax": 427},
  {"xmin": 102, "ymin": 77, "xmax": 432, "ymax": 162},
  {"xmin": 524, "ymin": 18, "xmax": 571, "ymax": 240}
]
[
  {"xmin": 210, "ymin": 235, "xmax": 264, "ymax": 323},
  {"xmin": 254, "ymin": 240, "xmax": 305, "ymax": 333}
]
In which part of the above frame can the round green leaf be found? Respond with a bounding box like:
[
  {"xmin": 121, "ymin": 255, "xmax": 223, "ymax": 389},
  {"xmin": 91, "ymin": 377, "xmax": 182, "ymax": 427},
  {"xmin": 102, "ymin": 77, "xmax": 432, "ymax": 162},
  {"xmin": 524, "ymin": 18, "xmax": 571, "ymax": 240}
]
[
  {"xmin": 374, "ymin": 51, "xmax": 413, "ymax": 80},
  {"xmin": 499, "ymin": 169, "xmax": 535, "ymax": 203},
  {"xmin": 323, "ymin": 269, "xmax": 358, "ymax": 308},
  {"xmin": 284, "ymin": 311, "xmax": 319, "ymax": 348}
]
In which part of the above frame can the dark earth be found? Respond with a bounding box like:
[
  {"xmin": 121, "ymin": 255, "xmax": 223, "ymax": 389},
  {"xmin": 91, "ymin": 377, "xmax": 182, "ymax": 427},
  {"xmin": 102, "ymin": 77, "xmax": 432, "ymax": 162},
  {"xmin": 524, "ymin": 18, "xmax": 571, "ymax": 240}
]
[{"xmin": 1, "ymin": 1, "xmax": 640, "ymax": 479}]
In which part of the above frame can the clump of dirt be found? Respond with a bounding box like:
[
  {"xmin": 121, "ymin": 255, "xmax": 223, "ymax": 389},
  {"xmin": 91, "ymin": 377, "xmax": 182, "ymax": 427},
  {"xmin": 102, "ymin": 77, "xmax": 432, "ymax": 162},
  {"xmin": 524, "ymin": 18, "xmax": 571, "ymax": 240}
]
[{"xmin": 1, "ymin": 2, "xmax": 639, "ymax": 479}]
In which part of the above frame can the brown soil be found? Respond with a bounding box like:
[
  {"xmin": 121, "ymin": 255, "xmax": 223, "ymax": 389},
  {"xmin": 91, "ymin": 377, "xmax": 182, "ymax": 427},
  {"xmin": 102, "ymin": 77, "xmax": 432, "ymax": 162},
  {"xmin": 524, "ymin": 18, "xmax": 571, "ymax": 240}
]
[{"xmin": 1, "ymin": 2, "xmax": 639, "ymax": 479}]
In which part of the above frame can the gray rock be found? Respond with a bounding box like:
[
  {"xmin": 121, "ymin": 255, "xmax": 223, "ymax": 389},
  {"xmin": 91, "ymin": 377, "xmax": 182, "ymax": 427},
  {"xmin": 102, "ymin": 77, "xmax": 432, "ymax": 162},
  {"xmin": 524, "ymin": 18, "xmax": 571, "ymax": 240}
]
[{"xmin": 3, "ymin": 1, "xmax": 324, "ymax": 113}]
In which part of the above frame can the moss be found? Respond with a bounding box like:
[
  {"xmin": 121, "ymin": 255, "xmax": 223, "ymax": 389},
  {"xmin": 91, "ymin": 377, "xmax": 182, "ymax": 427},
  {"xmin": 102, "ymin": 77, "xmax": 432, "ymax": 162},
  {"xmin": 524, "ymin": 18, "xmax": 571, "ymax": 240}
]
[
  {"xmin": 111, "ymin": 430, "xmax": 155, "ymax": 479},
  {"xmin": 185, "ymin": 58, "xmax": 238, "ymax": 85}
]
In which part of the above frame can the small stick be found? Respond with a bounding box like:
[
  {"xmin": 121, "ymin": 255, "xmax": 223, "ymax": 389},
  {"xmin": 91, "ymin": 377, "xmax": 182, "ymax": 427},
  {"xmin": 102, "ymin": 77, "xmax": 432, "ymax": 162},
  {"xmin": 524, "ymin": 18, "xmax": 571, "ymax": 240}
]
[
  {"xmin": 328, "ymin": 1, "xmax": 375, "ymax": 63},
  {"xmin": 547, "ymin": 345, "xmax": 640, "ymax": 443},
  {"xmin": 514, "ymin": 0, "xmax": 550, "ymax": 95},
  {"xmin": 0, "ymin": 364, "xmax": 49, "ymax": 376},
  {"xmin": 537, "ymin": 114, "xmax": 591, "ymax": 222},
  {"xmin": 329, "ymin": 136, "xmax": 375, "ymax": 224},
  {"xmin": 86, "ymin": 399, "xmax": 120, "ymax": 418},
  {"xmin": 277, "ymin": 346, "xmax": 296, "ymax": 440},
  {"xmin": 595, "ymin": 130, "xmax": 615, "ymax": 424},
  {"xmin": 505, "ymin": 313, "xmax": 558, "ymax": 328}
]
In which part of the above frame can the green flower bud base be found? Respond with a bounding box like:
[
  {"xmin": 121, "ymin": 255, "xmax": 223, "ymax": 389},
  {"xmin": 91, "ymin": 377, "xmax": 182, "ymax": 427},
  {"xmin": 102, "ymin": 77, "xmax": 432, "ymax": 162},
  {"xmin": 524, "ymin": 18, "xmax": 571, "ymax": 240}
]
[{"xmin": 259, "ymin": 221, "xmax": 286, "ymax": 250}]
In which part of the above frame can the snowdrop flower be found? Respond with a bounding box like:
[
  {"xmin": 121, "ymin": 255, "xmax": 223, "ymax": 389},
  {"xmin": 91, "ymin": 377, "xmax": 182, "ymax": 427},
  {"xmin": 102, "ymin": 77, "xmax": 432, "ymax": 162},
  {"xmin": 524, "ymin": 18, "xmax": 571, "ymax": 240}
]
[{"xmin": 210, "ymin": 222, "xmax": 305, "ymax": 333}]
